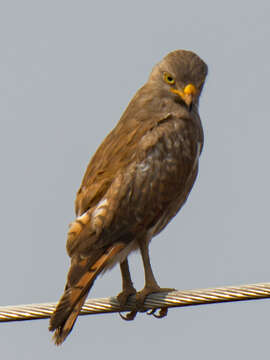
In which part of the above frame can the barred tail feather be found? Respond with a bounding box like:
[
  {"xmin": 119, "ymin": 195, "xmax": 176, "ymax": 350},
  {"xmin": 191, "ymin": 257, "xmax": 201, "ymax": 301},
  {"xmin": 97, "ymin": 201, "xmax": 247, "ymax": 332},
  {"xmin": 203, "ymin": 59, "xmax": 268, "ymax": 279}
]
[{"xmin": 49, "ymin": 243, "xmax": 125, "ymax": 345}]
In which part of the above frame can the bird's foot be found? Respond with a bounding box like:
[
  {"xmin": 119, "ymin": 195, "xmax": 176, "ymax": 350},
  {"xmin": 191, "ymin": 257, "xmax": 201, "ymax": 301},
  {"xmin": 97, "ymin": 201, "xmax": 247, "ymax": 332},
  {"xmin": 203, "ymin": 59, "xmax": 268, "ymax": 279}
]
[
  {"xmin": 119, "ymin": 310, "xmax": 138, "ymax": 321},
  {"xmin": 117, "ymin": 286, "xmax": 137, "ymax": 306},
  {"xmin": 119, "ymin": 286, "xmax": 174, "ymax": 321},
  {"xmin": 135, "ymin": 286, "xmax": 175, "ymax": 311},
  {"xmin": 147, "ymin": 307, "xmax": 168, "ymax": 318},
  {"xmin": 118, "ymin": 286, "xmax": 137, "ymax": 321}
]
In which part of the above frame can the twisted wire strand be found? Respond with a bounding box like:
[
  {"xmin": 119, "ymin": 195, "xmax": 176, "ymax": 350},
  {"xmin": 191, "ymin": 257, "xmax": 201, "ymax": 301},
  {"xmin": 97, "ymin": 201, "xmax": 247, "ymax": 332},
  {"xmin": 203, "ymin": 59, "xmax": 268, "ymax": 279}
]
[{"xmin": 0, "ymin": 282, "xmax": 270, "ymax": 323}]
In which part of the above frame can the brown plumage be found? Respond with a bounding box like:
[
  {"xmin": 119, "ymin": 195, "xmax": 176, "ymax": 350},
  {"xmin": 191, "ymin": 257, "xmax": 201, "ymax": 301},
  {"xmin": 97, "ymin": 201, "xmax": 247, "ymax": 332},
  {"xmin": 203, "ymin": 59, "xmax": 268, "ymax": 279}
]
[
  {"xmin": 49, "ymin": 49, "xmax": 208, "ymax": 344},
  {"xmin": 50, "ymin": 243, "xmax": 125, "ymax": 345}
]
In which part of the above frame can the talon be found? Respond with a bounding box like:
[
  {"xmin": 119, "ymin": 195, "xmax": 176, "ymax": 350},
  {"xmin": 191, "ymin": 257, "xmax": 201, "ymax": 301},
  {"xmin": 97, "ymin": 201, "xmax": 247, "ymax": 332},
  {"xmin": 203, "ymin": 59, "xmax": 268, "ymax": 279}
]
[
  {"xmin": 119, "ymin": 310, "xmax": 137, "ymax": 321},
  {"xmin": 153, "ymin": 307, "xmax": 168, "ymax": 319},
  {"xmin": 147, "ymin": 309, "xmax": 157, "ymax": 316}
]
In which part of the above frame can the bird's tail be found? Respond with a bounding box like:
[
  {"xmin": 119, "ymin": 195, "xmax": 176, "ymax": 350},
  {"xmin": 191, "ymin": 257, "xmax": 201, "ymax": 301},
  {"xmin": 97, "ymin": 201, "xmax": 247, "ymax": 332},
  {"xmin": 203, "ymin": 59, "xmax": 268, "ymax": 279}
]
[{"xmin": 49, "ymin": 243, "xmax": 125, "ymax": 345}]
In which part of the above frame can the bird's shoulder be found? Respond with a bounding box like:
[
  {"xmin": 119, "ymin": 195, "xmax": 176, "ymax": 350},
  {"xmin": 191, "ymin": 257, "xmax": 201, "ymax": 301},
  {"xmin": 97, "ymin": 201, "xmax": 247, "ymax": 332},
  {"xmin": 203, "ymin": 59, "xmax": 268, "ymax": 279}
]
[{"xmin": 74, "ymin": 87, "xmax": 158, "ymax": 214}]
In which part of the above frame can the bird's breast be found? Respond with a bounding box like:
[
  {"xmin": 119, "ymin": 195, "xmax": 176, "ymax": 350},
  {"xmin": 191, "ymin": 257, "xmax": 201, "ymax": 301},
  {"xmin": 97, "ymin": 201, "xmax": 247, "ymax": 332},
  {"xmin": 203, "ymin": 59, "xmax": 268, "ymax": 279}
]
[{"xmin": 117, "ymin": 116, "xmax": 203, "ymax": 233}]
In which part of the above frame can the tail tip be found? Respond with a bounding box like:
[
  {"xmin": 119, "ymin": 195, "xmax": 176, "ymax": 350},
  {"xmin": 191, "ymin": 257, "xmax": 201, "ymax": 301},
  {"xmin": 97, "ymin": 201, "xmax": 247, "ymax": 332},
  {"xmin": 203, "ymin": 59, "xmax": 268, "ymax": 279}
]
[
  {"xmin": 49, "ymin": 319, "xmax": 67, "ymax": 346},
  {"xmin": 51, "ymin": 328, "xmax": 67, "ymax": 346}
]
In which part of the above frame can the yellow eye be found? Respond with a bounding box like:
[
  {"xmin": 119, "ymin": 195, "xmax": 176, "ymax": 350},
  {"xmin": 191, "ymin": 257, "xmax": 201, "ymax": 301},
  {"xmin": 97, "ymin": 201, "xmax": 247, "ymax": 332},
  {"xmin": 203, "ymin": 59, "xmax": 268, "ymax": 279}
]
[
  {"xmin": 198, "ymin": 78, "xmax": 205, "ymax": 89},
  {"xmin": 163, "ymin": 72, "xmax": 175, "ymax": 85}
]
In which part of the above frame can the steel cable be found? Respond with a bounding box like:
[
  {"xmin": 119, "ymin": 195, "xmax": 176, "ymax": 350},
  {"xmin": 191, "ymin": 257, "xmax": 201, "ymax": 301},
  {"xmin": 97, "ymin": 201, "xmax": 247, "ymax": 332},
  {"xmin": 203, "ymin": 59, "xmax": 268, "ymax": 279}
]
[{"xmin": 0, "ymin": 282, "xmax": 269, "ymax": 323}]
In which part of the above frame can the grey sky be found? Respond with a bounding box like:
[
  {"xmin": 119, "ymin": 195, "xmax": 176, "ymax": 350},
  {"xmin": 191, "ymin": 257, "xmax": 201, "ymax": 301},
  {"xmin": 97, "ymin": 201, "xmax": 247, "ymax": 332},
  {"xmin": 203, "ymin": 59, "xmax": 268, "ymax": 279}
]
[{"xmin": 1, "ymin": 0, "xmax": 270, "ymax": 358}]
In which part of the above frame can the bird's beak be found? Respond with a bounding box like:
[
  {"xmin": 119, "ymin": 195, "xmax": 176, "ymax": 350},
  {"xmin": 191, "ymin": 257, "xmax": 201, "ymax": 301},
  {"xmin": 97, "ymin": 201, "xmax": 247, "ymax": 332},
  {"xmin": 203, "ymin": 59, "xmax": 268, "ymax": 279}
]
[{"xmin": 170, "ymin": 84, "xmax": 197, "ymax": 107}]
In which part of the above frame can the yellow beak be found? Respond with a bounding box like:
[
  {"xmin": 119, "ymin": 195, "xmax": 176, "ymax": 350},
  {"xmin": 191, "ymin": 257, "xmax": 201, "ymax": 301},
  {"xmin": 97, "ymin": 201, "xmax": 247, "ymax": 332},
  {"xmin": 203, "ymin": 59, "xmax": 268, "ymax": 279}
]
[{"xmin": 170, "ymin": 83, "xmax": 197, "ymax": 107}]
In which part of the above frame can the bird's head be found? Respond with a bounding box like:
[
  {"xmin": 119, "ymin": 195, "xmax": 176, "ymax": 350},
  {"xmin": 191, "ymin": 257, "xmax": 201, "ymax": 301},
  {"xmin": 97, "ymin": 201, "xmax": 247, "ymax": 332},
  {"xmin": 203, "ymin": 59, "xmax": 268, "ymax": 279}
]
[{"xmin": 149, "ymin": 50, "xmax": 208, "ymax": 110}]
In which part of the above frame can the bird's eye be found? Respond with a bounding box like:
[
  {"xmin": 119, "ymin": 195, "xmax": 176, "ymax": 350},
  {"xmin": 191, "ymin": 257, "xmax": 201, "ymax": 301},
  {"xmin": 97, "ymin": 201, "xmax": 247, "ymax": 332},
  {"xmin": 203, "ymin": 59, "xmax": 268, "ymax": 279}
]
[
  {"xmin": 163, "ymin": 72, "xmax": 175, "ymax": 85},
  {"xmin": 198, "ymin": 78, "xmax": 205, "ymax": 90}
]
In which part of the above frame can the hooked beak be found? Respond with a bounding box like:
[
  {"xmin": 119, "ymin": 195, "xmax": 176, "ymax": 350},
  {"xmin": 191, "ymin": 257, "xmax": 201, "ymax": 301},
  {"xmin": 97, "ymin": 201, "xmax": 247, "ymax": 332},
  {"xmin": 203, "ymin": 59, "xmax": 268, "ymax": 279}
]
[{"xmin": 170, "ymin": 83, "xmax": 198, "ymax": 108}]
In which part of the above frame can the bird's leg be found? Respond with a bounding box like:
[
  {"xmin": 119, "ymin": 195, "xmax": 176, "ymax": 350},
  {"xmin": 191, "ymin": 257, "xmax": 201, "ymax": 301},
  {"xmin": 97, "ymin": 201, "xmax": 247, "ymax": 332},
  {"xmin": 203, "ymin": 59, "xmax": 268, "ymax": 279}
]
[
  {"xmin": 139, "ymin": 237, "xmax": 160, "ymax": 292},
  {"xmin": 117, "ymin": 259, "xmax": 137, "ymax": 306},
  {"xmin": 136, "ymin": 237, "xmax": 174, "ymax": 316},
  {"xmin": 118, "ymin": 259, "xmax": 138, "ymax": 321}
]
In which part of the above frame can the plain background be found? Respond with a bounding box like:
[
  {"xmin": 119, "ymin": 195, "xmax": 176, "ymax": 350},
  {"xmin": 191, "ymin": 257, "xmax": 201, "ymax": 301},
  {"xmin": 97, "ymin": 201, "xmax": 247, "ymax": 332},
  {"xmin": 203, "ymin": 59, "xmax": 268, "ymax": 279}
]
[{"xmin": 1, "ymin": 0, "xmax": 270, "ymax": 358}]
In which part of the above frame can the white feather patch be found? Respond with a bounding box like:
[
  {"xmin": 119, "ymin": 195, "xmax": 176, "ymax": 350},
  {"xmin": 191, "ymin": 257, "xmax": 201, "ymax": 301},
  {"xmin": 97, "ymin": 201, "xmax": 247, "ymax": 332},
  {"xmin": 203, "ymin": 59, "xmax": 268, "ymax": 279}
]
[{"xmin": 93, "ymin": 198, "xmax": 108, "ymax": 218}]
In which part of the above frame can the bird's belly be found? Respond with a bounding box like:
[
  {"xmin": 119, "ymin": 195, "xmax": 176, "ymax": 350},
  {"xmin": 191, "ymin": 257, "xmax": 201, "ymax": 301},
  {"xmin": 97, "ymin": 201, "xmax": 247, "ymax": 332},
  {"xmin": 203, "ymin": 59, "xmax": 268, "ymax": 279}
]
[{"xmin": 148, "ymin": 167, "xmax": 198, "ymax": 237}]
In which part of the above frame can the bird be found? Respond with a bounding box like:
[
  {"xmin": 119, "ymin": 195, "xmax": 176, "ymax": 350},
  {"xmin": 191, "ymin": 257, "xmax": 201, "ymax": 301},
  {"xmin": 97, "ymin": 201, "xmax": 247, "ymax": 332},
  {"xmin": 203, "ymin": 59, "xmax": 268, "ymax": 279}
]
[{"xmin": 49, "ymin": 49, "xmax": 208, "ymax": 345}]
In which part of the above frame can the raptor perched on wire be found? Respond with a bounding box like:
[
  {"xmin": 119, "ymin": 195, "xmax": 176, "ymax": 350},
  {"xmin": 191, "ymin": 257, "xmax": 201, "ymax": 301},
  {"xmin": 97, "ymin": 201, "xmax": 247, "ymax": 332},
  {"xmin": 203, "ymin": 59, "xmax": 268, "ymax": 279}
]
[{"xmin": 49, "ymin": 49, "xmax": 208, "ymax": 345}]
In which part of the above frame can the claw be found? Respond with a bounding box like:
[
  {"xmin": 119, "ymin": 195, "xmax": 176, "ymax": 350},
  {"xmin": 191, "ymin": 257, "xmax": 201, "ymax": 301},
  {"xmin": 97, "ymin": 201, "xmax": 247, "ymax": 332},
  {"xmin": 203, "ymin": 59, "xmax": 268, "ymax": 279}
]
[
  {"xmin": 146, "ymin": 307, "xmax": 168, "ymax": 318},
  {"xmin": 153, "ymin": 307, "xmax": 168, "ymax": 318},
  {"xmin": 119, "ymin": 310, "xmax": 137, "ymax": 321},
  {"xmin": 147, "ymin": 308, "xmax": 157, "ymax": 316}
]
